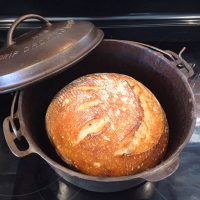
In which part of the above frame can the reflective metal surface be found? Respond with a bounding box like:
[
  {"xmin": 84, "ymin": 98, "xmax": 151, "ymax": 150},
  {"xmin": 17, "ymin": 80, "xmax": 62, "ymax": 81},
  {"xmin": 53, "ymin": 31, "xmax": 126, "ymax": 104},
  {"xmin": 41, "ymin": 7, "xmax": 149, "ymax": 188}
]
[{"xmin": 2, "ymin": 14, "xmax": 200, "ymax": 30}]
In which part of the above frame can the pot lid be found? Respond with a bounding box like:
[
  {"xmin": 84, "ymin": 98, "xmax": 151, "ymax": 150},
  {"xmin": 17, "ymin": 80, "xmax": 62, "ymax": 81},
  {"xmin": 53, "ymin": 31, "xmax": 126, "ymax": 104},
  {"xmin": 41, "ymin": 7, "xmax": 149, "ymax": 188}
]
[{"xmin": 0, "ymin": 14, "xmax": 104, "ymax": 94}]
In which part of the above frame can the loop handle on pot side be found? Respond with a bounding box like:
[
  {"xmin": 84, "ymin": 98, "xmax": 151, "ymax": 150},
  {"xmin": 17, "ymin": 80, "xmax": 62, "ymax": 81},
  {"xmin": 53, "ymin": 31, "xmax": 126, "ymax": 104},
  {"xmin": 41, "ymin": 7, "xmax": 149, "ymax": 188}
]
[
  {"xmin": 3, "ymin": 116, "xmax": 33, "ymax": 157},
  {"xmin": 165, "ymin": 47, "xmax": 194, "ymax": 79},
  {"xmin": 3, "ymin": 92, "xmax": 33, "ymax": 157},
  {"xmin": 9, "ymin": 92, "xmax": 21, "ymax": 138},
  {"xmin": 126, "ymin": 41, "xmax": 194, "ymax": 79}
]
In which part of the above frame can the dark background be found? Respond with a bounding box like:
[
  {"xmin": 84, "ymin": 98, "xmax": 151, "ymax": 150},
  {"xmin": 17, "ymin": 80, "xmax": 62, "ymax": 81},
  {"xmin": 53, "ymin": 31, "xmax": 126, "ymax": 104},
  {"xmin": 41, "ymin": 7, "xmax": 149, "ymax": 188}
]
[{"xmin": 0, "ymin": 0, "xmax": 200, "ymax": 17}]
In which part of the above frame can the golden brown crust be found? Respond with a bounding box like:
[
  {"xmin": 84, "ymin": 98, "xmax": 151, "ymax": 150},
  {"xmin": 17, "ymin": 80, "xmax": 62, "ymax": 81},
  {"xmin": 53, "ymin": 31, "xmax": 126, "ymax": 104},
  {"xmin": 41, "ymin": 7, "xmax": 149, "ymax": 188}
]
[{"xmin": 46, "ymin": 73, "xmax": 169, "ymax": 177}]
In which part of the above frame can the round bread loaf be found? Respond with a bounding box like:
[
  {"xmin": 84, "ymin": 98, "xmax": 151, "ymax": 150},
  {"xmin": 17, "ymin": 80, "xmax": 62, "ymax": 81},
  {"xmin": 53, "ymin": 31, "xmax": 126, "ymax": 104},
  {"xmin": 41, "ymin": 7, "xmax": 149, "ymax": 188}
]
[{"xmin": 46, "ymin": 73, "xmax": 168, "ymax": 177}]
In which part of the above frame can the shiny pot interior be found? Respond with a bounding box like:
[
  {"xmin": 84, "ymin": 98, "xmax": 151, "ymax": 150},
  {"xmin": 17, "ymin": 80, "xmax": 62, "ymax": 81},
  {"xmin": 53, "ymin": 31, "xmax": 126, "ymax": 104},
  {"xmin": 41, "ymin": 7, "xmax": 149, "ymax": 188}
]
[{"xmin": 17, "ymin": 40, "xmax": 195, "ymax": 192}]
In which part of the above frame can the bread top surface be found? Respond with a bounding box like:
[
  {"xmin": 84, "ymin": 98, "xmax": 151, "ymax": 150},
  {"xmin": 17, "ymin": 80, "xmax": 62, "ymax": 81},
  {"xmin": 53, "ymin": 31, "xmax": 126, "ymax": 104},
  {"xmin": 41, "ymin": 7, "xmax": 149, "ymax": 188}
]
[{"xmin": 46, "ymin": 73, "xmax": 168, "ymax": 176}]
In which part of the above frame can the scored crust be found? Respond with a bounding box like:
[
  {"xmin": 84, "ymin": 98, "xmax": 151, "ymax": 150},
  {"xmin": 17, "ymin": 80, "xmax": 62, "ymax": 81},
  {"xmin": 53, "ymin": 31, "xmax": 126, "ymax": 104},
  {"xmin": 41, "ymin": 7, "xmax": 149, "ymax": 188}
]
[{"xmin": 46, "ymin": 73, "xmax": 169, "ymax": 177}]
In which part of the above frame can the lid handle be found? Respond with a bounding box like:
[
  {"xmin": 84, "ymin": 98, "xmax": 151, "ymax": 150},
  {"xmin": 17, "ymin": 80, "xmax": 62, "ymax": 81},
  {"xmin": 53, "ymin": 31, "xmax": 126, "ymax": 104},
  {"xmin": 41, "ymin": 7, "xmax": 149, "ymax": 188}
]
[{"xmin": 7, "ymin": 14, "xmax": 51, "ymax": 46}]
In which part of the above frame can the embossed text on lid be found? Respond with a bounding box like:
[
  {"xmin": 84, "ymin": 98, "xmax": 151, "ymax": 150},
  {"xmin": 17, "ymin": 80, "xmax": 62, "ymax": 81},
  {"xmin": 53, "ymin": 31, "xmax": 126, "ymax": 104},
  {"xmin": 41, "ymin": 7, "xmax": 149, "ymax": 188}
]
[{"xmin": 0, "ymin": 15, "xmax": 104, "ymax": 94}]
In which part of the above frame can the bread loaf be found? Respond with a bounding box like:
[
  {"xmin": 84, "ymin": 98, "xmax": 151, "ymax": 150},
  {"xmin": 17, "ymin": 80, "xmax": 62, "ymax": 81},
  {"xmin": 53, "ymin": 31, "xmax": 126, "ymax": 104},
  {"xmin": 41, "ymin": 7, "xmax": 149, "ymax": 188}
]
[{"xmin": 46, "ymin": 73, "xmax": 168, "ymax": 177}]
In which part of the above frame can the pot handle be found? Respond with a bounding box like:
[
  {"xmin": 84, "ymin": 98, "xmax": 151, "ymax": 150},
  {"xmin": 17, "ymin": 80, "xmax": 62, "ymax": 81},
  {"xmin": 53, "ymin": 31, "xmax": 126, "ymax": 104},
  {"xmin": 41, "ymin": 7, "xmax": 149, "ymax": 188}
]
[
  {"xmin": 3, "ymin": 116, "xmax": 34, "ymax": 157},
  {"xmin": 142, "ymin": 157, "xmax": 180, "ymax": 182},
  {"xmin": 165, "ymin": 47, "xmax": 194, "ymax": 79},
  {"xmin": 7, "ymin": 14, "xmax": 51, "ymax": 46},
  {"xmin": 3, "ymin": 92, "xmax": 34, "ymax": 157},
  {"xmin": 129, "ymin": 41, "xmax": 194, "ymax": 79}
]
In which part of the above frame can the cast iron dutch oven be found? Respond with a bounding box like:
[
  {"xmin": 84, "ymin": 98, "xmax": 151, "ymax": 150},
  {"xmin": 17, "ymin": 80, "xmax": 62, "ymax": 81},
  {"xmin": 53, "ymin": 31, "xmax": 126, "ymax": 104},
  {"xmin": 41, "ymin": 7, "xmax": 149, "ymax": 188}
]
[{"xmin": 0, "ymin": 14, "xmax": 196, "ymax": 192}]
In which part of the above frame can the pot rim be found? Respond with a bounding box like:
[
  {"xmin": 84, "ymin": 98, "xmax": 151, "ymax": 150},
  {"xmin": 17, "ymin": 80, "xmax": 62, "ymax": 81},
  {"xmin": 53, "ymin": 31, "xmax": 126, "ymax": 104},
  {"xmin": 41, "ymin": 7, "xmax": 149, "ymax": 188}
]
[{"xmin": 18, "ymin": 39, "xmax": 197, "ymax": 182}]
